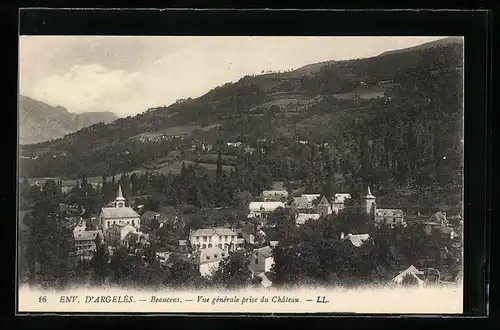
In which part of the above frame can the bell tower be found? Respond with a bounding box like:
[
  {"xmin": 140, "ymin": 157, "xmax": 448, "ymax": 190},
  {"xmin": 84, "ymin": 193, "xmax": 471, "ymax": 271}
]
[
  {"xmin": 114, "ymin": 184, "xmax": 126, "ymax": 208},
  {"xmin": 362, "ymin": 185, "xmax": 376, "ymax": 215}
]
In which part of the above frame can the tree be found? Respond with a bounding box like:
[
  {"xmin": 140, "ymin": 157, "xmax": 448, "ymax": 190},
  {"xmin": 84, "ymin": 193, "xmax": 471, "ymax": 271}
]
[
  {"xmin": 90, "ymin": 233, "xmax": 109, "ymax": 285},
  {"xmin": 212, "ymin": 250, "xmax": 252, "ymax": 289}
]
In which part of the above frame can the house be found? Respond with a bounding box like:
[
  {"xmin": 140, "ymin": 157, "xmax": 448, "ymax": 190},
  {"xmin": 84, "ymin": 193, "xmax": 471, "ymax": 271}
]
[
  {"xmin": 189, "ymin": 227, "xmax": 238, "ymax": 252},
  {"xmin": 392, "ymin": 265, "xmax": 425, "ymax": 287},
  {"xmin": 423, "ymin": 223, "xmax": 457, "ymax": 239},
  {"xmin": 248, "ymin": 201, "xmax": 286, "ymax": 218},
  {"xmin": 290, "ymin": 196, "xmax": 312, "ymax": 212},
  {"xmin": 295, "ymin": 213, "xmax": 321, "ymax": 226},
  {"xmin": 226, "ymin": 142, "xmax": 243, "ymax": 147},
  {"xmin": 73, "ymin": 229, "xmax": 103, "ymax": 260},
  {"xmin": 261, "ymin": 190, "xmax": 288, "ymax": 201},
  {"xmin": 331, "ymin": 193, "xmax": 351, "ymax": 213},
  {"xmin": 73, "ymin": 219, "xmax": 87, "ymax": 233},
  {"xmin": 192, "ymin": 246, "xmax": 228, "ymax": 277},
  {"xmin": 374, "ymin": 209, "xmax": 405, "ymax": 227},
  {"xmin": 140, "ymin": 211, "xmax": 170, "ymax": 229},
  {"xmin": 269, "ymin": 241, "xmax": 279, "ymax": 247},
  {"xmin": 99, "ymin": 185, "xmax": 141, "ymax": 230},
  {"xmin": 314, "ymin": 196, "xmax": 333, "ymax": 216},
  {"xmin": 249, "ymin": 246, "xmax": 274, "ymax": 275},
  {"xmin": 302, "ymin": 194, "xmax": 321, "ymax": 206},
  {"xmin": 341, "ymin": 233, "xmax": 370, "ymax": 247},
  {"xmin": 104, "ymin": 223, "xmax": 137, "ymax": 246}
]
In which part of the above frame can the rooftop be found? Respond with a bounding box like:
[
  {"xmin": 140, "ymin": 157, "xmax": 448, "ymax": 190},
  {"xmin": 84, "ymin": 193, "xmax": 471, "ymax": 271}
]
[
  {"xmin": 295, "ymin": 213, "xmax": 321, "ymax": 225},
  {"xmin": 375, "ymin": 209, "xmax": 404, "ymax": 217},
  {"xmin": 101, "ymin": 207, "xmax": 140, "ymax": 219},
  {"xmin": 191, "ymin": 227, "xmax": 237, "ymax": 237},
  {"xmin": 255, "ymin": 246, "xmax": 273, "ymax": 258},
  {"xmin": 249, "ymin": 201, "xmax": 286, "ymax": 212}
]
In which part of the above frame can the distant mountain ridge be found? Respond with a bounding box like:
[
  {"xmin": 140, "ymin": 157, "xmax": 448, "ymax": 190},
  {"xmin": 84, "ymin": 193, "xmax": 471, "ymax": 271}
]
[
  {"xmin": 20, "ymin": 36, "xmax": 463, "ymax": 194},
  {"xmin": 19, "ymin": 96, "xmax": 118, "ymax": 145}
]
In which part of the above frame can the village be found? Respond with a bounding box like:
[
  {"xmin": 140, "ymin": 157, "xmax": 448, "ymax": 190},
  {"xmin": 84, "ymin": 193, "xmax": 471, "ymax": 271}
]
[{"xmin": 19, "ymin": 174, "xmax": 462, "ymax": 290}]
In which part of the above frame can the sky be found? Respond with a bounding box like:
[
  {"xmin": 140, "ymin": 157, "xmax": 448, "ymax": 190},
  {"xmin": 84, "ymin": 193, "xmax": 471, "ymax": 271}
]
[{"xmin": 19, "ymin": 36, "xmax": 446, "ymax": 117}]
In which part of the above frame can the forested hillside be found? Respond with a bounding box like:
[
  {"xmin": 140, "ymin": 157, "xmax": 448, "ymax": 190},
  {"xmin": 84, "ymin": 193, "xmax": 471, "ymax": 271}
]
[{"xmin": 19, "ymin": 38, "xmax": 463, "ymax": 214}]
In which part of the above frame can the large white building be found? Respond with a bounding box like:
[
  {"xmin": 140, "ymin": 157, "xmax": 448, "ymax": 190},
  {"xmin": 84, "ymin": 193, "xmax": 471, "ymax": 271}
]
[
  {"xmin": 189, "ymin": 227, "xmax": 238, "ymax": 252},
  {"xmin": 248, "ymin": 201, "xmax": 286, "ymax": 218},
  {"xmin": 99, "ymin": 184, "xmax": 141, "ymax": 230},
  {"xmin": 192, "ymin": 246, "xmax": 228, "ymax": 277}
]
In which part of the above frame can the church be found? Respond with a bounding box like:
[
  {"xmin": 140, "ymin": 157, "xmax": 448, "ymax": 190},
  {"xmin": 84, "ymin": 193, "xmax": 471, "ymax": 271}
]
[
  {"xmin": 99, "ymin": 184, "xmax": 141, "ymax": 231},
  {"xmin": 362, "ymin": 186, "xmax": 405, "ymax": 227}
]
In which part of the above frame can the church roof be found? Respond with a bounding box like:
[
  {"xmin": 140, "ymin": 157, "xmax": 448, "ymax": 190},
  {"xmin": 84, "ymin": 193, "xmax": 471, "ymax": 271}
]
[{"xmin": 101, "ymin": 207, "xmax": 140, "ymax": 219}]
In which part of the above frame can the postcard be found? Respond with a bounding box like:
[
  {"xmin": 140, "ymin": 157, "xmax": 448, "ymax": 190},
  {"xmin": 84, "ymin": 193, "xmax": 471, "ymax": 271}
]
[{"xmin": 17, "ymin": 34, "xmax": 464, "ymax": 314}]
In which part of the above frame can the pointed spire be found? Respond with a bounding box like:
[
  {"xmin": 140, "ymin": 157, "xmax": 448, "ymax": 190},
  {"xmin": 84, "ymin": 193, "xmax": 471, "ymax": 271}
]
[
  {"xmin": 365, "ymin": 185, "xmax": 375, "ymax": 199},
  {"xmin": 116, "ymin": 183, "xmax": 125, "ymax": 201}
]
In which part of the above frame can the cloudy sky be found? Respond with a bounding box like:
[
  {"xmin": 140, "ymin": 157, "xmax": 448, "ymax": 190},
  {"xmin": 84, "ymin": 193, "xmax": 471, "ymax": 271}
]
[{"xmin": 19, "ymin": 36, "xmax": 445, "ymax": 117}]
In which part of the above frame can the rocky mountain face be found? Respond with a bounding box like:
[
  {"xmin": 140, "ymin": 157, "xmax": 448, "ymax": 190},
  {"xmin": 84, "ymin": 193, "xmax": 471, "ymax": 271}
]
[{"xmin": 19, "ymin": 96, "xmax": 118, "ymax": 145}]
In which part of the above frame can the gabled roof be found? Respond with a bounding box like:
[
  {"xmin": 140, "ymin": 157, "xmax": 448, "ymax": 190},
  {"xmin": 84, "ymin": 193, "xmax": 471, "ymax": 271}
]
[
  {"xmin": 194, "ymin": 246, "xmax": 227, "ymax": 265},
  {"xmin": 392, "ymin": 265, "xmax": 424, "ymax": 283},
  {"xmin": 191, "ymin": 227, "xmax": 237, "ymax": 237},
  {"xmin": 342, "ymin": 234, "xmax": 370, "ymax": 247},
  {"xmin": 140, "ymin": 210, "xmax": 169, "ymax": 223},
  {"xmin": 316, "ymin": 196, "xmax": 330, "ymax": 206},
  {"xmin": 295, "ymin": 213, "xmax": 321, "ymax": 225},
  {"xmin": 254, "ymin": 246, "xmax": 273, "ymax": 258},
  {"xmin": 249, "ymin": 202, "xmax": 285, "ymax": 212},
  {"xmin": 101, "ymin": 207, "xmax": 140, "ymax": 219}
]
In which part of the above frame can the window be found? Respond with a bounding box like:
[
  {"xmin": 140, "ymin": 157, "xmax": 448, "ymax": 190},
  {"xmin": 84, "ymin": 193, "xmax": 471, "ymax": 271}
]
[
  {"xmin": 132, "ymin": 220, "xmax": 135, "ymax": 226},
  {"xmin": 209, "ymin": 236, "xmax": 212, "ymax": 242},
  {"xmin": 196, "ymin": 237, "xmax": 200, "ymax": 242},
  {"xmin": 224, "ymin": 236, "xmax": 228, "ymax": 241},
  {"xmin": 214, "ymin": 254, "xmax": 218, "ymax": 258},
  {"xmin": 218, "ymin": 244, "xmax": 222, "ymax": 248},
  {"xmin": 202, "ymin": 244, "xmax": 207, "ymax": 248},
  {"xmin": 203, "ymin": 236, "xmax": 207, "ymax": 242},
  {"xmin": 255, "ymin": 258, "xmax": 259, "ymax": 265},
  {"xmin": 208, "ymin": 244, "xmax": 212, "ymax": 248}
]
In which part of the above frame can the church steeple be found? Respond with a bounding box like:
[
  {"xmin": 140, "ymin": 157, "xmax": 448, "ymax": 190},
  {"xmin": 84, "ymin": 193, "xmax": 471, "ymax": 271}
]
[
  {"xmin": 362, "ymin": 185, "xmax": 376, "ymax": 215},
  {"xmin": 115, "ymin": 183, "xmax": 126, "ymax": 207}
]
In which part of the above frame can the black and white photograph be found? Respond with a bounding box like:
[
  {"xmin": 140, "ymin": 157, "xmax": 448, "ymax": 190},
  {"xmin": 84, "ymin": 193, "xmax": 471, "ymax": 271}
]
[{"xmin": 17, "ymin": 34, "xmax": 465, "ymax": 313}]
